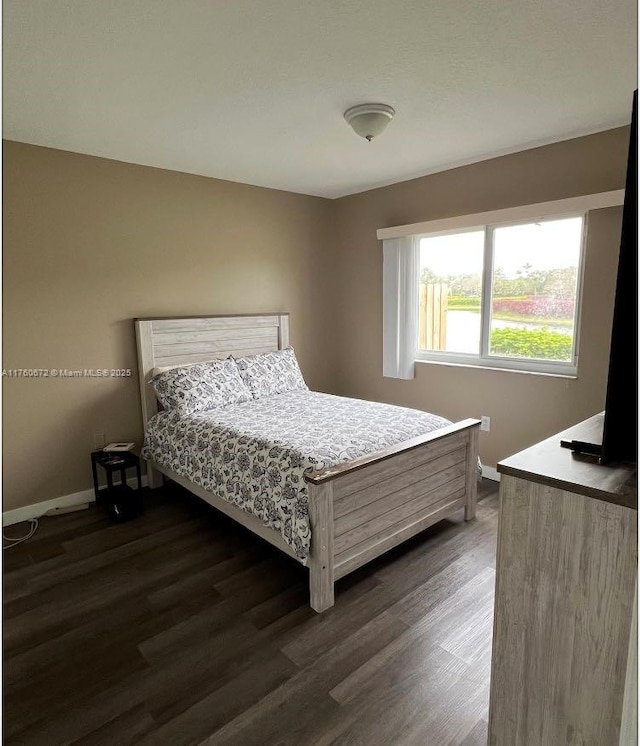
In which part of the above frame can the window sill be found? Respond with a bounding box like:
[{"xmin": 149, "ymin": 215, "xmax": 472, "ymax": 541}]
[{"xmin": 415, "ymin": 358, "xmax": 578, "ymax": 379}]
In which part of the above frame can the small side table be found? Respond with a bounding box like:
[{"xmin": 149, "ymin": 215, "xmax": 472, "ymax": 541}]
[{"xmin": 91, "ymin": 449, "xmax": 144, "ymax": 522}]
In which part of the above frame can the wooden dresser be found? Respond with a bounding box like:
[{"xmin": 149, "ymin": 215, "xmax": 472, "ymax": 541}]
[{"xmin": 487, "ymin": 413, "xmax": 637, "ymax": 746}]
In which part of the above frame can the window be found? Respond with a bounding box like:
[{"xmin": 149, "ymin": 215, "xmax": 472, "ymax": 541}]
[
  {"xmin": 416, "ymin": 215, "xmax": 585, "ymax": 375},
  {"xmin": 381, "ymin": 192, "xmax": 622, "ymax": 380}
]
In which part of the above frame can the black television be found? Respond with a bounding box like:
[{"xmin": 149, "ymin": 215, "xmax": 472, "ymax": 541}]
[
  {"xmin": 562, "ymin": 90, "xmax": 637, "ymax": 464},
  {"xmin": 601, "ymin": 89, "xmax": 638, "ymax": 464}
]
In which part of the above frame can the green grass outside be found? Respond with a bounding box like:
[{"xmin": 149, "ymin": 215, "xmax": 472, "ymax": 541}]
[{"xmin": 448, "ymin": 296, "xmax": 481, "ymax": 310}]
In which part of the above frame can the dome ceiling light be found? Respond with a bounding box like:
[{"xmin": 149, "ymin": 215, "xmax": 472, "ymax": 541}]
[{"xmin": 344, "ymin": 103, "xmax": 395, "ymax": 142}]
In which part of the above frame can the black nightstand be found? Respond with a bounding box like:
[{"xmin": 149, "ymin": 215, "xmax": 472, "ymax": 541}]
[{"xmin": 91, "ymin": 449, "xmax": 144, "ymax": 522}]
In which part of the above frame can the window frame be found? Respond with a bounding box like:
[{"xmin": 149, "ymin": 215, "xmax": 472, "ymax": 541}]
[{"xmin": 414, "ymin": 211, "xmax": 588, "ymax": 377}]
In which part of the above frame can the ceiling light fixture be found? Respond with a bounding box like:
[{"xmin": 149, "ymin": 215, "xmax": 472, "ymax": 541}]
[{"xmin": 344, "ymin": 103, "xmax": 395, "ymax": 142}]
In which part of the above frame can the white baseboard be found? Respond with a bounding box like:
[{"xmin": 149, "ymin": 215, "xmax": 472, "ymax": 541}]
[
  {"xmin": 2, "ymin": 476, "xmax": 148, "ymax": 527},
  {"xmin": 482, "ymin": 465, "xmax": 501, "ymax": 482},
  {"xmin": 5, "ymin": 466, "xmax": 498, "ymax": 526}
]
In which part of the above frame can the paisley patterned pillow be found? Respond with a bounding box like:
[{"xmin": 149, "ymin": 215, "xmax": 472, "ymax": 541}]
[
  {"xmin": 234, "ymin": 347, "xmax": 308, "ymax": 399},
  {"xmin": 151, "ymin": 359, "xmax": 252, "ymax": 415}
]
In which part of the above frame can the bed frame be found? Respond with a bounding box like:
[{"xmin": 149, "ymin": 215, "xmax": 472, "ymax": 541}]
[{"xmin": 135, "ymin": 313, "xmax": 480, "ymax": 612}]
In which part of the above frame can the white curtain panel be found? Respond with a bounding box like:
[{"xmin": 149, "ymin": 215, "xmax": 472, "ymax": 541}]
[{"xmin": 382, "ymin": 235, "xmax": 419, "ymax": 379}]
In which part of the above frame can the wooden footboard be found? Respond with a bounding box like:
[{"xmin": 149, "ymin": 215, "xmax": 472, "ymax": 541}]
[{"xmin": 305, "ymin": 419, "xmax": 480, "ymax": 612}]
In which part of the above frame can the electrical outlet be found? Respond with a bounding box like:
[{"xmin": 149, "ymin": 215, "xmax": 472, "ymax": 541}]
[
  {"xmin": 480, "ymin": 416, "xmax": 491, "ymax": 432},
  {"xmin": 93, "ymin": 432, "xmax": 106, "ymax": 450}
]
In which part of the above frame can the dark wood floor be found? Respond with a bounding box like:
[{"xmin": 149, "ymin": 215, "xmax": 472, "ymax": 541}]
[{"xmin": 3, "ymin": 479, "xmax": 499, "ymax": 745}]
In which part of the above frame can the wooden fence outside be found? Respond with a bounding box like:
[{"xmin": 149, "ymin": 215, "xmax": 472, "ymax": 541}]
[{"xmin": 419, "ymin": 283, "xmax": 448, "ymax": 350}]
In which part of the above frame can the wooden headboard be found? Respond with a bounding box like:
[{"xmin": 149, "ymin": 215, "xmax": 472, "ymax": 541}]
[{"xmin": 134, "ymin": 313, "xmax": 289, "ymax": 427}]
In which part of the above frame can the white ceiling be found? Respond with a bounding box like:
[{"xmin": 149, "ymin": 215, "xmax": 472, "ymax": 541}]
[{"xmin": 3, "ymin": 0, "xmax": 637, "ymax": 198}]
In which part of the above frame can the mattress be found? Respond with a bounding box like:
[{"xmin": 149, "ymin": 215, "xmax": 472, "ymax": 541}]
[{"xmin": 142, "ymin": 390, "xmax": 452, "ymax": 561}]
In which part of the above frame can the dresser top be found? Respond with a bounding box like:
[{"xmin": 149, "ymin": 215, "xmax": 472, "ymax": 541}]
[{"xmin": 498, "ymin": 413, "xmax": 637, "ymax": 510}]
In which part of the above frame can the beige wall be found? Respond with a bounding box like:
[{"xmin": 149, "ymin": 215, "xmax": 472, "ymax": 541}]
[
  {"xmin": 2, "ymin": 128, "xmax": 629, "ymax": 511},
  {"xmin": 332, "ymin": 127, "xmax": 630, "ymax": 470},
  {"xmin": 2, "ymin": 141, "xmax": 337, "ymax": 511}
]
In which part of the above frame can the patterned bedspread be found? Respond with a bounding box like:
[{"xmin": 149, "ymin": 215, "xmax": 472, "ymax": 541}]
[{"xmin": 142, "ymin": 391, "xmax": 452, "ymax": 562}]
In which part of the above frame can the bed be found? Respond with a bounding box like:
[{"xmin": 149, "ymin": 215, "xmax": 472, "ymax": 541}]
[{"xmin": 135, "ymin": 313, "xmax": 480, "ymax": 612}]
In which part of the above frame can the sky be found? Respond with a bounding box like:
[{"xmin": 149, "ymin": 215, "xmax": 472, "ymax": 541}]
[{"xmin": 420, "ymin": 216, "xmax": 583, "ymax": 278}]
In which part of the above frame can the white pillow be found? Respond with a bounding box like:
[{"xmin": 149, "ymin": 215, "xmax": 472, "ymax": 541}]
[
  {"xmin": 234, "ymin": 347, "xmax": 308, "ymax": 399},
  {"xmin": 151, "ymin": 359, "xmax": 252, "ymax": 415}
]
